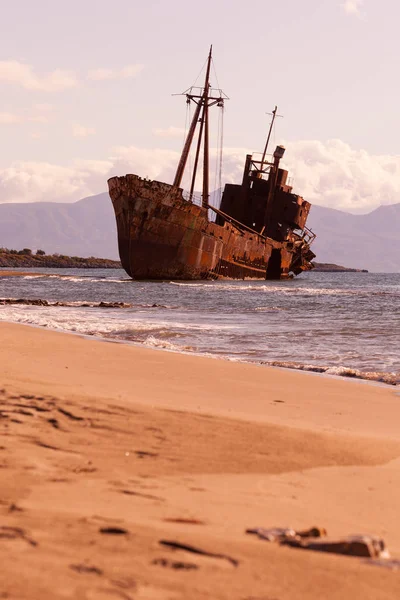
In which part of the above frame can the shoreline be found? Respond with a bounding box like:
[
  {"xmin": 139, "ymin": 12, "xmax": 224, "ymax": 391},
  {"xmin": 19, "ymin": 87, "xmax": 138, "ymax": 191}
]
[
  {"xmin": 0, "ymin": 320, "xmax": 398, "ymax": 435},
  {"xmin": 0, "ymin": 314, "xmax": 398, "ymax": 388}
]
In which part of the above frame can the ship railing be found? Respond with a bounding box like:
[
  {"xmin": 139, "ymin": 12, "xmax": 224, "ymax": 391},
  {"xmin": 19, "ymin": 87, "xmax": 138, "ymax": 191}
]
[
  {"xmin": 301, "ymin": 226, "xmax": 316, "ymax": 245},
  {"xmin": 207, "ymin": 204, "xmax": 266, "ymax": 238},
  {"xmin": 182, "ymin": 190, "xmax": 218, "ymax": 222},
  {"xmin": 182, "ymin": 190, "xmax": 203, "ymax": 205}
]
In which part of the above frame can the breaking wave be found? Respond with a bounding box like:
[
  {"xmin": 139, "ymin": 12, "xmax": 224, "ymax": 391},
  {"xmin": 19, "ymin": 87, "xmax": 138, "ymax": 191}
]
[
  {"xmin": 264, "ymin": 360, "xmax": 399, "ymax": 386},
  {"xmin": 21, "ymin": 274, "xmax": 131, "ymax": 284},
  {"xmin": 143, "ymin": 335, "xmax": 193, "ymax": 352},
  {"xmin": 254, "ymin": 306, "xmax": 287, "ymax": 312},
  {"xmin": 169, "ymin": 281, "xmax": 400, "ymax": 297}
]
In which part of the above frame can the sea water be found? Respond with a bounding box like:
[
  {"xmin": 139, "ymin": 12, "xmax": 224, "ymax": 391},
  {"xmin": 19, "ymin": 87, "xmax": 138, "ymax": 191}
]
[{"xmin": 0, "ymin": 269, "xmax": 399, "ymax": 385}]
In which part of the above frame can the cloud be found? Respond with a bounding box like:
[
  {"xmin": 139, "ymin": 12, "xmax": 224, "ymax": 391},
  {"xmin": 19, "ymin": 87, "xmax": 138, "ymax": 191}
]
[
  {"xmin": 0, "ymin": 148, "xmax": 178, "ymax": 204},
  {"xmin": 29, "ymin": 115, "xmax": 49, "ymax": 124},
  {"xmin": 109, "ymin": 146, "xmax": 180, "ymax": 182},
  {"xmin": 0, "ymin": 60, "xmax": 78, "ymax": 91},
  {"xmin": 341, "ymin": 0, "xmax": 363, "ymax": 16},
  {"xmin": 1, "ymin": 140, "xmax": 400, "ymax": 214},
  {"xmin": 0, "ymin": 60, "xmax": 143, "ymax": 93},
  {"xmin": 0, "ymin": 111, "xmax": 50, "ymax": 125},
  {"xmin": 34, "ymin": 103, "xmax": 54, "ymax": 112},
  {"xmin": 0, "ymin": 112, "xmax": 22, "ymax": 124},
  {"xmin": 87, "ymin": 64, "xmax": 144, "ymax": 81},
  {"xmin": 0, "ymin": 160, "xmax": 112, "ymax": 204},
  {"xmin": 282, "ymin": 138, "xmax": 400, "ymax": 213},
  {"xmin": 153, "ymin": 126, "xmax": 186, "ymax": 138},
  {"xmin": 72, "ymin": 123, "xmax": 96, "ymax": 138}
]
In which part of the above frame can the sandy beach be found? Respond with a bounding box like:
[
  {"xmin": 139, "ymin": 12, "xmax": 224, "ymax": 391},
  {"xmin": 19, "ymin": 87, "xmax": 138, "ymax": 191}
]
[{"xmin": 1, "ymin": 321, "xmax": 400, "ymax": 599}]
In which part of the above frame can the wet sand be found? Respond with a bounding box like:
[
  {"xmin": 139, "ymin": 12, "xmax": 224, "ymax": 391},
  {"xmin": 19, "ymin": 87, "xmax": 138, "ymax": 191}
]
[{"xmin": 1, "ymin": 321, "xmax": 400, "ymax": 599}]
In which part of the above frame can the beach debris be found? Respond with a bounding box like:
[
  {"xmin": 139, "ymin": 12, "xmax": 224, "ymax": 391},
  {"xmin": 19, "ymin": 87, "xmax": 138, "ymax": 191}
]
[
  {"xmin": 246, "ymin": 527, "xmax": 297, "ymax": 542},
  {"xmin": 246, "ymin": 527, "xmax": 390, "ymax": 559},
  {"xmin": 159, "ymin": 540, "xmax": 239, "ymax": 567},
  {"xmin": 246, "ymin": 526, "xmax": 326, "ymax": 543},
  {"xmin": 152, "ymin": 557, "xmax": 198, "ymax": 570},
  {"xmin": 297, "ymin": 526, "xmax": 327, "ymax": 538},
  {"xmin": 99, "ymin": 527, "xmax": 128, "ymax": 535},
  {"xmin": 283, "ymin": 535, "xmax": 390, "ymax": 559}
]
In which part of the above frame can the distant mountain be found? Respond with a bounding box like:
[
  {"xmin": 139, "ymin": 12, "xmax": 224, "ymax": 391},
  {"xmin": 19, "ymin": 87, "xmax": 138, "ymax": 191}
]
[
  {"xmin": 0, "ymin": 193, "xmax": 398, "ymax": 272},
  {"xmin": 307, "ymin": 203, "xmax": 400, "ymax": 273},
  {"xmin": 0, "ymin": 193, "xmax": 119, "ymax": 260}
]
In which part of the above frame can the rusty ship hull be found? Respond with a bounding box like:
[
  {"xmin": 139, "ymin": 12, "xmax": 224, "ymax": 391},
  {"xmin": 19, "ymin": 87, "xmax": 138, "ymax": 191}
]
[{"xmin": 108, "ymin": 174, "xmax": 315, "ymax": 280}]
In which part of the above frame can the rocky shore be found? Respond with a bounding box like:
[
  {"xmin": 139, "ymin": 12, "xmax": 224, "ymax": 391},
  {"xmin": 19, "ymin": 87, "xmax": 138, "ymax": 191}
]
[
  {"xmin": 0, "ymin": 248, "xmax": 120, "ymax": 269},
  {"xmin": 312, "ymin": 262, "xmax": 368, "ymax": 273}
]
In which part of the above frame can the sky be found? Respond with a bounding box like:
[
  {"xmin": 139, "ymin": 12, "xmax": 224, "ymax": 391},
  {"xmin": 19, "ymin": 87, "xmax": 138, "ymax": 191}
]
[{"xmin": 0, "ymin": 0, "xmax": 399, "ymax": 213}]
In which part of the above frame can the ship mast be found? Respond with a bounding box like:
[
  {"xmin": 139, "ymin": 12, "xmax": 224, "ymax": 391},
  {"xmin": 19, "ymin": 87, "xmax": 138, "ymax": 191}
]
[
  {"xmin": 173, "ymin": 47, "xmax": 226, "ymax": 210},
  {"xmin": 258, "ymin": 106, "xmax": 277, "ymax": 177},
  {"xmin": 202, "ymin": 52, "xmax": 211, "ymax": 207}
]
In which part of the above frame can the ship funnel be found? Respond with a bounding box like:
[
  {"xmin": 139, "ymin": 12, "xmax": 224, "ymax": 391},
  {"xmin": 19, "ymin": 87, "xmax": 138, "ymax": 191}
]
[{"xmin": 273, "ymin": 145, "xmax": 285, "ymax": 160}]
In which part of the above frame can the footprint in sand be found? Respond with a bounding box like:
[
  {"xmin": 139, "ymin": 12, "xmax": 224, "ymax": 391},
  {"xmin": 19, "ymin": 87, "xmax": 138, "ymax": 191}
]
[
  {"xmin": 0, "ymin": 526, "xmax": 37, "ymax": 547},
  {"xmin": 118, "ymin": 489, "xmax": 164, "ymax": 502},
  {"xmin": 135, "ymin": 450, "xmax": 158, "ymax": 459},
  {"xmin": 70, "ymin": 564, "xmax": 103, "ymax": 576},
  {"xmin": 163, "ymin": 518, "xmax": 205, "ymax": 525},
  {"xmin": 83, "ymin": 589, "xmax": 133, "ymax": 600},
  {"xmin": 152, "ymin": 557, "xmax": 198, "ymax": 570},
  {"xmin": 159, "ymin": 540, "xmax": 238, "ymax": 567},
  {"xmin": 99, "ymin": 527, "xmax": 129, "ymax": 535}
]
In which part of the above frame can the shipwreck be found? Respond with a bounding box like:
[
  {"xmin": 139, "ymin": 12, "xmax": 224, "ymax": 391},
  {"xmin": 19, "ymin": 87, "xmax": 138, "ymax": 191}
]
[{"xmin": 108, "ymin": 47, "xmax": 316, "ymax": 280}]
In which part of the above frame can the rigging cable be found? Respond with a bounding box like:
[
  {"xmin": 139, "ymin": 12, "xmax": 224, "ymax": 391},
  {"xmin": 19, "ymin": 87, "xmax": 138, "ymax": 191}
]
[
  {"xmin": 192, "ymin": 57, "xmax": 208, "ymax": 89},
  {"xmin": 211, "ymin": 56, "xmax": 224, "ymax": 207},
  {"xmin": 213, "ymin": 102, "xmax": 221, "ymax": 204},
  {"xmin": 211, "ymin": 57, "xmax": 221, "ymax": 94},
  {"xmin": 218, "ymin": 103, "xmax": 224, "ymax": 206},
  {"xmin": 186, "ymin": 99, "xmax": 193, "ymax": 193}
]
